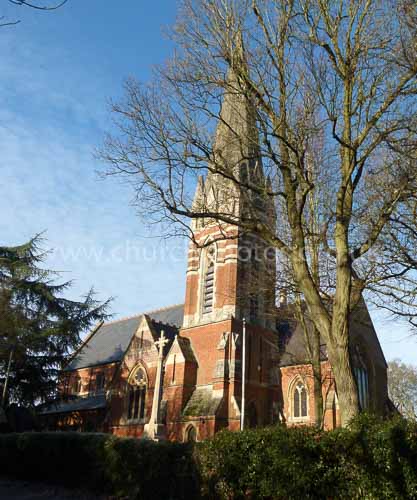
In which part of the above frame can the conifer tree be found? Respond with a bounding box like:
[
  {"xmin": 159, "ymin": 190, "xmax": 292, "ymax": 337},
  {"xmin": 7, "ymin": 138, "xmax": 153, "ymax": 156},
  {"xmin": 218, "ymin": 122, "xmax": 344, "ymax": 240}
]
[{"xmin": 0, "ymin": 235, "xmax": 110, "ymax": 407}]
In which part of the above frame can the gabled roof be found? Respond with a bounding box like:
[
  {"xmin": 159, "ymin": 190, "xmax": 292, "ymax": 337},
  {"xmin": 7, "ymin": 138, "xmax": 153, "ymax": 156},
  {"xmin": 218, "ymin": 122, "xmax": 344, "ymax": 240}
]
[
  {"xmin": 278, "ymin": 299, "xmax": 387, "ymax": 368},
  {"xmin": 166, "ymin": 335, "xmax": 198, "ymax": 364},
  {"xmin": 65, "ymin": 304, "xmax": 184, "ymax": 371},
  {"xmin": 176, "ymin": 336, "xmax": 198, "ymax": 364}
]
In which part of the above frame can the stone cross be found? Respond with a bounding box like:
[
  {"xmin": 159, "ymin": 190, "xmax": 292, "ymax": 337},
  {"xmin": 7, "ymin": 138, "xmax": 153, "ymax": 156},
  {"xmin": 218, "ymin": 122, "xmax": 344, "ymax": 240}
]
[
  {"xmin": 144, "ymin": 330, "xmax": 169, "ymax": 440},
  {"xmin": 155, "ymin": 330, "xmax": 169, "ymax": 359}
]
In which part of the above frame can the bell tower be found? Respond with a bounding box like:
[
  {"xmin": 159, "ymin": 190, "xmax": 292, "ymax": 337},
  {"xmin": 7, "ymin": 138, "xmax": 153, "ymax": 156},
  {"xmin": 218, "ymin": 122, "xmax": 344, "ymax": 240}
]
[
  {"xmin": 182, "ymin": 41, "xmax": 276, "ymax": 330},
  {"xmin": 171, "ymin": 37, "xmax": 280, "ymax": 439}
]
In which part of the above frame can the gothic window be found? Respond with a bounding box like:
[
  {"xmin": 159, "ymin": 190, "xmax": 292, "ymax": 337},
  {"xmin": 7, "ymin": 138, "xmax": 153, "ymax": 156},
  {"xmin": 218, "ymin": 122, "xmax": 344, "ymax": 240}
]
[
  {"xmin": 185, "ymin": 425, "xmax": 197, "ymax": 443},
  {"xmin": 292, "ymin": 381, "xmax": 308, "ymax": 419},
  {"xmin": 127, "ymin": 367, "xmax": 147, "ymax": 421},
  {"xmin": 353, "ymin": 346, "xmax": 369, "ymax": 410},
  {"xmin": 355, "ymin": 366, "xmax": 369, "ymax": 409},
  {"xmin": 202, "ymin": 247, "xmax": 215, "ymax": 314}
]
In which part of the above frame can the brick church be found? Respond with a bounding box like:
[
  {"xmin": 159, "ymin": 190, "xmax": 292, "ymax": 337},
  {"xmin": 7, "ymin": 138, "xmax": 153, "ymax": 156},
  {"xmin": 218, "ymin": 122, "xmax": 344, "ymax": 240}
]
[{"xmin": 39, "ymin": 63, "xmax": 389, "ymax": 441}]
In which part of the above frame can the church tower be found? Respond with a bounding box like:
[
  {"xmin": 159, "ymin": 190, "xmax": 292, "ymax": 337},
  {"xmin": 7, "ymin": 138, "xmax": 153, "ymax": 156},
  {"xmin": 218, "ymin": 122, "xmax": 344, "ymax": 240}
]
[
  {"xmin": 182, "ymin": 41, "xmax": 276, "ymax": 331},
  {"xmin": 167, "ymin": 39, "xmax": 280, "ymax": 439}
]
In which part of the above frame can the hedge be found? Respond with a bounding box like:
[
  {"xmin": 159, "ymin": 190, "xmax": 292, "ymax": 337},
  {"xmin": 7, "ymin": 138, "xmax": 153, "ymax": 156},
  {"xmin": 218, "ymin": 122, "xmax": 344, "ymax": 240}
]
[
  {"xmin": 0, "ymin": 416, "xmax": 416, "ymax": 499},
  {"xmin": 0, "ymin": 432, "xmax": 199, "ymax": 499},
  {"xmin": 196, "ymin": 415, "xmax": 417, "ymax": 499}
]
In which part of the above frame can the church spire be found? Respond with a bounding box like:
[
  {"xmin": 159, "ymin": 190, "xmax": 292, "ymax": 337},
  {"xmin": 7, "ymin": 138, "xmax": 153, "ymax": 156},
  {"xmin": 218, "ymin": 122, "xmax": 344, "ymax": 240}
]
[
  {"xmin": 210, "ymin": 31, "xmax": 262, "ymax": 183},
  {"xmin": 203, "ymin": 31, "xmax": 265, "ymax": 222},
  {"xmin": 191, "ymin": 175, "xmax": 205, "ymax": 211}
]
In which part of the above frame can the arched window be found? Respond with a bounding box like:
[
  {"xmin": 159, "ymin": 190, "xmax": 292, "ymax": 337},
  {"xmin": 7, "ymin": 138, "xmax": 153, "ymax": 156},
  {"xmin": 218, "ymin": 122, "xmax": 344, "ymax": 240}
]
[
  {"xmin": 355, "ymin": 366, "xmax": 368, "ymax": 410},
  {"xmin": 202, "ymin": 247, "xmax": 215, "ymax": 314},
  {"xmin": 292, "ymin": 380, "xmax": 308, "ymax": 419},
  {"xmin": 127, "ymin": 367, "xmax": 147, "ymax": 421},
  {"xmin": 353, "ymin": 346, "xmax": 369, "ymax": 410},
  {"xmin": 185, "ymin": 425, "xmax": 197, "ymax": 443}
]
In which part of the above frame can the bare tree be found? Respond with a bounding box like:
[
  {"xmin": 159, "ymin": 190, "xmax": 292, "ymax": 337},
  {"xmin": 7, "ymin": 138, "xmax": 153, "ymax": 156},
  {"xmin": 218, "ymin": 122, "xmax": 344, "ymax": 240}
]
[
  {"xmin": 99, "ymin": 0, "xmax": 417, "ymax": 426},
  {"xmin": 388, "ymin": 359, "xmax": 417, "ymax": 420}
]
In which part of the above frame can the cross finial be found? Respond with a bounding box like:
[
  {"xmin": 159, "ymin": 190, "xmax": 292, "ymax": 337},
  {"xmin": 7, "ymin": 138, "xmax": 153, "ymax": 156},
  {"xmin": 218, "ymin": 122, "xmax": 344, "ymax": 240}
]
[{"xmin": 155, "ymin": 330, "xmax": 169, "ymax": 351}]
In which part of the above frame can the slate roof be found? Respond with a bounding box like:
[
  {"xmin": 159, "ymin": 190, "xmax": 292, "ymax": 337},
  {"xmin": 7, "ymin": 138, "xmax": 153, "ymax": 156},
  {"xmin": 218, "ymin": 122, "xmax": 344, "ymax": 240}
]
[
  {"xmin": 277, "ymin": 299, "xmax": 384, "ymax": 367},
  {"xmin": 278, "ymin": 320, "xmax": 327, "ymax": 367},
  {"xmin": 65, "ymin": 304, "xmax": 184, "ymax": 371},
  {"xmin": 38, "ymin": 394, "xmax": 107, "ymax": 415}
]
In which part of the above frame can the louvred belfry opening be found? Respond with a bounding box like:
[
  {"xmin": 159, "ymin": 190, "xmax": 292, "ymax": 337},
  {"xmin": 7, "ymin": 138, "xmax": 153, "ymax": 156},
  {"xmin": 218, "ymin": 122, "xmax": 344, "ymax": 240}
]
[{"xmin": 203, "ymin": 260, "xmax": 215, "ymax": 314}]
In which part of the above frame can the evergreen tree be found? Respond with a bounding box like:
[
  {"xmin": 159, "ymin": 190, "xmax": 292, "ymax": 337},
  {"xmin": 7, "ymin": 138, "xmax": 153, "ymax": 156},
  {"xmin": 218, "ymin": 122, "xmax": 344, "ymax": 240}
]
[{"xmin": 0, "ymin": 235, "xmax": 111, "ymax": 407}]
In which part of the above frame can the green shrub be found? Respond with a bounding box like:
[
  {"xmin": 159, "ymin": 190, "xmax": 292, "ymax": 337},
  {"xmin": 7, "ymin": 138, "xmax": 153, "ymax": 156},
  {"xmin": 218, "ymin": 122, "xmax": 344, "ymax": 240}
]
[
  {"xmin": 196, "ymin": 415, "xmax": 417, "ymax": 499},
  {"xmin": 1, "ymin": 417, "xmax": 416, "ymax": 499},
  {"xmin": 0, "ymin": 432, "xmax": 199, "ymax": 499}
]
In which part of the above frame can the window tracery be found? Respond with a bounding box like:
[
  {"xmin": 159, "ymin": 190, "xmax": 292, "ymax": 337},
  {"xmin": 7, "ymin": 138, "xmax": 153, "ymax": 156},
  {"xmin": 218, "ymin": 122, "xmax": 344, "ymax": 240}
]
[
  {"xmin": 127, "ymin": 366, "xmax": 147, "ymax": 421},
  {"xmin": 289, "ymin": 378, "xmax": 308, "ymax": 420},
  {"xmin": 353, "ymin": 345, "xmax": 369, "ymax": 410},
  {"xmin": 185, "ymin": 424, "xmax": 197, "ymax": 442}
]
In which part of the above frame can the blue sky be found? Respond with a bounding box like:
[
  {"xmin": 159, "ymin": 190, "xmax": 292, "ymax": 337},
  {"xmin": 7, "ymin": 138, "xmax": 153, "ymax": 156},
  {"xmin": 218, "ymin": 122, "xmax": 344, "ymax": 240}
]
[{"xmin": 1, "ymin": 1, "xmax": 416, "ymax": 364}]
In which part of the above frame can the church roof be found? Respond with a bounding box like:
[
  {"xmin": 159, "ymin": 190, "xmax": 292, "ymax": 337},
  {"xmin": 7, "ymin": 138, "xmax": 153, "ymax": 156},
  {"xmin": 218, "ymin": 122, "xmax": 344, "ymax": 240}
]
[
  {"xmin": 278, "ymin": 320, "xmax": 327, "ymax": 367},
  {"xmin": 64, "ymin": 304, "xmax": 184, "ymax": 371},
  {"xmin": 278, "ymin": 299, "xmax": 387, "ymax": 368},
  {"xmin": 38, "ymin": 394, "xmax": 107, "ymax": 415}
]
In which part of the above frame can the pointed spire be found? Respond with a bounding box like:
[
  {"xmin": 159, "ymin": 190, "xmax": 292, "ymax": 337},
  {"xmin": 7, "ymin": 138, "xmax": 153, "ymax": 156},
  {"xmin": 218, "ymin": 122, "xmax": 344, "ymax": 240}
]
[
  {"xmin": 191, "ymin": 175, "xmax": 205, "ymax": 211},
  {"xmin": 193, "ymin": 31, "xmax": 266, "ymax": 223},
  {"xmin": 211, "ymin": 30, "xmax": 261, "ymax": 182}
]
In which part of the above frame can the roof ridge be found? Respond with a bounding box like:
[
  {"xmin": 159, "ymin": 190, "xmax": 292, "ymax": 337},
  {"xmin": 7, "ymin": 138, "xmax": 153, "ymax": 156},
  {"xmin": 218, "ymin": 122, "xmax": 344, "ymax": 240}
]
[
  {"xmin": 103, "ymin": 303, "xmax": 184, "ymax": 327},
  {"xmin": 103, "ymin": 313, "xmax": 143, "ymax": 326},
  {"xmin": 145, "ymin": 303, "xmax": 184, "ymax": 315}
]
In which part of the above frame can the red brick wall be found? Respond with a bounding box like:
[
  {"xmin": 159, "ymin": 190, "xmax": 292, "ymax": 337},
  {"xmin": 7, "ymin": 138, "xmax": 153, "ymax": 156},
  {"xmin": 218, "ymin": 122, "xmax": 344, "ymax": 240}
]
[
  {"xmin": 62, "ymin": 363, "xmax": 117, "ymax": 397},
  {"xmin": 280, "ymin": 361, "xmax": 340, "ymax": 429}
]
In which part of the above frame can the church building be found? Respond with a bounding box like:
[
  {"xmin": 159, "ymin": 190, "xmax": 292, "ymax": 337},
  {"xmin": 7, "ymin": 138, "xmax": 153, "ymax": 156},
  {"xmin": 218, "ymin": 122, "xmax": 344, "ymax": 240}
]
[{"xmin": 39, "ymin": 59, "xmax": 389, "ymax": 441}]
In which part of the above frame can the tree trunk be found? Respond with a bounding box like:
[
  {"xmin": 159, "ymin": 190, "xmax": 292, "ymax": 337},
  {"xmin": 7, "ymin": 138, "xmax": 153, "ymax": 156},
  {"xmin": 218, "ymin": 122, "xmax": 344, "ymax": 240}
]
[
  {"xmin": 297, "ymin": 302, "xmax": 324, "ymax": 428},
  {"xmin": 310, "ymin": 329, "xmax": 324, "ymax": 427},
  {"xmin": 327, "ymin": 340, "xmax": 359, "ymax": 426}
]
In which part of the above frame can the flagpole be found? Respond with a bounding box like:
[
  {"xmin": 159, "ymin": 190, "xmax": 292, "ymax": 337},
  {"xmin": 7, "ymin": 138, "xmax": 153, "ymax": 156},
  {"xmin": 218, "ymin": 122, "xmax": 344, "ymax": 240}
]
[{"xmin": 241, "ymin": 318, "xmax": 246, "ymax": 431}]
